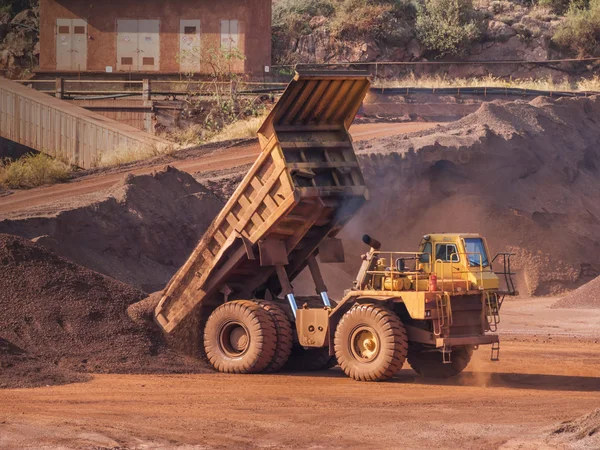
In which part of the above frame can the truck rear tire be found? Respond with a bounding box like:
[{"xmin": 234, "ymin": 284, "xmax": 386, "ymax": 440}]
[
  {"xmin": 204, "ymin": 300, "xmax": 277, "ymax": 374},
  {"xmin": 408, "ymin": 346, "xmax": 474, "ymax": 378},
  {"xmin": 334, "ymin": 303, "xmax": 408, "ymax": 381},
  {"xmin": 256, "ymin": 300, "xmax": 294, "ymax": 373}
]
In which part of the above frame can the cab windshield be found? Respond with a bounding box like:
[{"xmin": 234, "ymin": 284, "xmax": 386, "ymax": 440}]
[{"xmin": 464, "ymin": 238, "xmax": 489, "ymax": 267}]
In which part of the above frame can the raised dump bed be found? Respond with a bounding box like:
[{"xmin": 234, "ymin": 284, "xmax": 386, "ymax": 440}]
[{"xmin": 155, "ymin": 71, "xmax": 371, "ymax": 334}]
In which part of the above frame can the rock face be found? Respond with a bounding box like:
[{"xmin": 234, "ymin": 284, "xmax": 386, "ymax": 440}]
[
  {"xmin": 485, "ymin": 20, "xmax": 517, "ymax": 41},
  {"xmin": 272, "ymin": 9, "xmax": 583, "ymax": 81},
  {"xmin": 0, "ymin": 8, "xmax": 39, "ymax": 77},
  {"xmin": 292, "ymin": 29, "xmax": 381, "ymax": 63}
]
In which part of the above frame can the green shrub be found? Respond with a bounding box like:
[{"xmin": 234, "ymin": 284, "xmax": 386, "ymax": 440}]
[
  {"xmin": 416, "ymin": 0, "xmax": 483, "ymax": 57},
  {"xmin": 537, "ymin": 0, "xmax": 588, "ymax": 15},
  {"xmin": 272, "ymin": 0, "xmax": 336, "ymax": 37},
  {"xmin": 553, "ymin": 0, "xmax": 600, "ymax": 56},
  {"xmin": 0, "ymin": 0, "xmax": 32, "ymax": 15},
  {"xmin": 329, "ymin": 0, "xmax": 414, "ymax": 43},
  {"xmin": 272, "ymin": 0, "xmax": 413, "ymax": 44},
  {"xmin": 0, "ymin": 153, "xmax": 71, "ymax": 189}
]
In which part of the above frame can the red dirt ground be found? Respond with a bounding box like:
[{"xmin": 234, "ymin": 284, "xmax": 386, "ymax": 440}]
[
  {"xmin": 1, "ymin": 333, "xmax": 599, "ymax": 449},
  {"xmin": 2, "ymin": 114, "xmax": 600, "ymax": 449},
  {"xmin": 0, "ymin": 122, "xmax": 439, "ymax": 216}
]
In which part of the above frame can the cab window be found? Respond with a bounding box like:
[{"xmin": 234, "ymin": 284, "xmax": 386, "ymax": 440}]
[
  {"xmin": 436, "ymin": 243, "xmax": 459, "ymax": 262},
  {"xmin": 419, "ymin": 242, "xmax": 432, "ymax": 263},
  {"xmin": 464, "ymin": 238, "xmax": 489, "ymax": 267}
]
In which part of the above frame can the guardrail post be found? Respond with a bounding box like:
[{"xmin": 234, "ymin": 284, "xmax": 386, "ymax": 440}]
[
  {"xmin": 143, "ymin": 79, "xmax": 151, "ymax": 102},
  {"xmin": 55, "ymin": 78, "xmax": 64, "ymax": 99}
]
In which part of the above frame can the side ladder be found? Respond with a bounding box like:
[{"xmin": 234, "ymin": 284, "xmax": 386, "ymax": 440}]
[
  {"xmin": 434, "ymin": 293, "xmax": 454, "ymax": 364},
  {"xmin": 485, "ymin": 291, "xmax": 501, "ymax": 332},
  {"xmin": 492, "ymin": 252, "xmax": 517, "ymax": 296}
]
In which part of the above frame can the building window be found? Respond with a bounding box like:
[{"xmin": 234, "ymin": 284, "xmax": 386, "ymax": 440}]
[{"xmin": 220, "ymin": 19, "xmax": 239, "ymax": 52}]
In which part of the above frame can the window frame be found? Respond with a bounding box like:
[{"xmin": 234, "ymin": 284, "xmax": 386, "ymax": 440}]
[
  {"xmin": 420, "ymin": 241, "xmax": 432, "ymax": 263},
  {"xmin": 435, "ymin": 243, "xmax": 460, "ymax": 263}
]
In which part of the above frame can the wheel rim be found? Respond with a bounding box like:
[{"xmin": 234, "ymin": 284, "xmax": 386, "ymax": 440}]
[
  {"xmin": 219, "ymin": 321, "xmax": 250, "ymax": 358},
  {"xmin": 349, "ymin": 326, "xmax": 380, "ymax": 362}
]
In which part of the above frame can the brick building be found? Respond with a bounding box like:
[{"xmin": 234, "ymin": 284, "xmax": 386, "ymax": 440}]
[{"xmin": 39, "ymin": 0, "xmax": 272, "ymax": 75}]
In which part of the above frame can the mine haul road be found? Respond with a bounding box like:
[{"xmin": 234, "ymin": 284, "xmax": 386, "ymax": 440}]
[
  {"xmin": 0, "ymin": 122, "xmax": 438, "ymax": 216},
  {"xmin": 1, "ymin": 299, "xmax": 600, "ymax": 449},
  {"xmin": 0, "ymin": 335, "xmax": 599, "ymax": 449}
]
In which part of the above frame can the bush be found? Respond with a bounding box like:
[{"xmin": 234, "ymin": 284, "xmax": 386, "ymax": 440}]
[
  {"xmin": 0, "ymin": 0, "xmax": 32, "ymax": 15},
  {"xmin": 273, "ymin": 0, "xmax": 413, "ymax": 44},
  {"xmin": 416, "ymin": 0, "xmax": 483, "ymax": 57},
  {"xmin": 553, "ymin": 0, "xmax": 600, "ymax": 56},
  {"xmin": 96, "ymin": 143, "xmax": 176, "ymax": 168},
  {"xmin": 0, "ymin": 153, "xmax": 71, "ymax": 189},
  {"xmin": 272, "ymin": 0, "xmax": 336, "ymax": 37},
  {"xmin": 537, "ymin": 0, "xmax": 588, "ymax": 15},
  {"xmin": 329, "ymin": 0, "xmax": 414, "ymax": 43},
  {"xmin": 209, "ymin": 113, "xmax": 269, "ymax": 143}
]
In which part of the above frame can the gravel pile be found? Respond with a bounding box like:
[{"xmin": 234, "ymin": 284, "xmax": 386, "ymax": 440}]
[
  {"xmin": 548, "ymin": 408, "xmax": 600, "ymax": 448},
  {"xmin": 0, "ymin": 234, "xmax": 208, "ymax": 388},
  {"xmin": 551, "ymin": 276, "xmax": 600, "ymax": 309},
  {"xmin": 350, "ymin": 96, "xmax": 600, "ymax": 296}
]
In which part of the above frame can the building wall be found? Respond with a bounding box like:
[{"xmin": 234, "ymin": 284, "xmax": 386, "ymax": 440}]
[{"xmin": 39, "ymin": 0, "xmax": 272, "ymax": 75}]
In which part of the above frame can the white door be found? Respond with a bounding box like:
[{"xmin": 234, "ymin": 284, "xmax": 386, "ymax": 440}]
[
  {"xmin": 179, "ymin": 20, "xmax": 201, "ymax": 73},
  {"xmin": 117, "ymin": 20, "xmax": 139, "ymax": 72},
  {"xmin": 56, "ymin": 19, "xmax": 72, "ymax": 70},
  {"xmin": 117, "ymin": 20, "xmax": 160, "ymax": 71},
  {"xmin": 56, "ymin": 19, "xmax": 88, "ymax": 70},
  {"xmin": 117, "ymin": 20, "xmax": 139, "ymax": 71},
  {"xmin": 138, "ymin": 20, "xmax": 160, "ymax": 72},
  {"xmin": 71, "ymin": 19, "xmax": 88, "ymax": 71}
]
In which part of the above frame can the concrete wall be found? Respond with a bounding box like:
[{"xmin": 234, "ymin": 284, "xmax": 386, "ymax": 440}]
[{"xmin": 39, "ymin": 0, "xmax": 272, "ymax": 75}]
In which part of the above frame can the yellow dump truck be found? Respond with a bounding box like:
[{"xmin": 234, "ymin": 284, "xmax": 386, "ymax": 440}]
[{"xmin": 154, "ymin": 71, "xmax": 516, "ymax": 381}]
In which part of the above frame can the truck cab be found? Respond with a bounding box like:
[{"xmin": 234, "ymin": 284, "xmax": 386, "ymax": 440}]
[{"xmin": 417, "ymin": 233, "xmax": 499, "ymax": 292}]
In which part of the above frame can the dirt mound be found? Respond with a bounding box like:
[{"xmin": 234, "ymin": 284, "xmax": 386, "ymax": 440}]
[
  {"xmin": 551, "ymin": 276, "xmax": 600, "ymax": 309},
  {"xmin": 3, "ymin": 98, "xmax": 600, "ymax": 299},
  {"xmin": 0, "ymin": 338, "xmax": 89, "ymax": 389},
  {"xmin": 347, "ymin": 96, "xmax": 600, "ymax": 296},
  {"xmin": 0, "ymin": 166, "xmax": 224, "ymax": 292},
  {"xmin": 0, "ymin": 234, "xmax": 208, "ymax": 388},
  {"xmin": 548, "ymin": 409, "xmax": 600, "ymax": 448}
]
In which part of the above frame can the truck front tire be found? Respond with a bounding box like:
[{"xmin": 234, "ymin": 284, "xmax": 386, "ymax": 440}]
[
  {"xmin": 204, "ymin": 300, "xmax": 277, "ymax": 374},
  {"xmin": 334, "ymin": 303, "xmax": 408, "ymax": 381}
]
